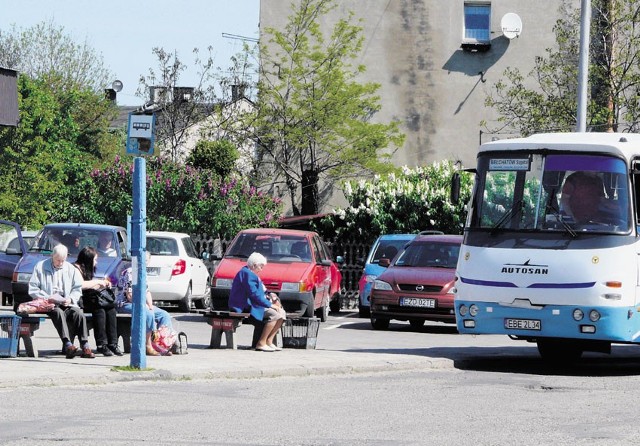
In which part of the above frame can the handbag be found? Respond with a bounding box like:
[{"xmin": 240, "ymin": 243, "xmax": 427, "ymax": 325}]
[
  {"xmin": 82, "ymin": 287, "xmax": 116, "ymax": 311},
  {"xmin": 151, "ymin": 325, "xmax": 178, "ymax": 355},
  {"xmin": 17, "ymin": 297, "xmax": 55, "ymax": 315},
  {"xmin": 97, "ymin": 287, "xmax": 116, "ymax": 309},
  {"xmin": 170, "ymin": 331, "xmax": 188, "ymax": 355}
]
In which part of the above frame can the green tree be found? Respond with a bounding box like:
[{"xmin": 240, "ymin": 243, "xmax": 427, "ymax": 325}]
[
  {"xmin": 485, "ymin": 0, "xmax": 640, "ymax": 135},
  {"xmin": 0, "ymin": 75, "xmax": 117, "ymax": 228},
  {"xmin": 0, "ymin": 20, "xmax": 113, "ymax": 92},
  {"xmin": 245, "ymin": 0, "xmax": 404, "ymax": 215},
  {"xmin": 186, "ymin": 139, "xmax": 239, "ymax": 178},
  {"xmin": 316, "ymin": 160, "xmax": 472, "ymax": 246}
]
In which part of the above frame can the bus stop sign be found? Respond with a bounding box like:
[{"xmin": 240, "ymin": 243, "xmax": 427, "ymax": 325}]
[{"xmin": 126, "ymin": 113, "xmax": 156, "ymax": 156}]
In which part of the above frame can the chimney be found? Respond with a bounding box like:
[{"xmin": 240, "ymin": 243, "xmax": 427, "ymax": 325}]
[
  {"xmin": 231, "ymin": 84, "xmax": 245, "ymax": 101},
  {"xmin": 174, "ymin": 87, "xmax": 194, "ymax": 103},
  {"xmin": 104, "ymin": 88, "xmax": 116, "ymax": 102},
  {"xmin": 150, "ymin": 86, "xmax": 170, "ymax": 104}
]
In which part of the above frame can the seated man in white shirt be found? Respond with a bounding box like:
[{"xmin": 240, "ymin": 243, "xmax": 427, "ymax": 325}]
[
  {"xmin": 28, "ymin": 244, "xmax": 95, "ymax": 359},
  {"xmin": 97, "ymin": 232, "xmax": 117, "ymax": 257}
]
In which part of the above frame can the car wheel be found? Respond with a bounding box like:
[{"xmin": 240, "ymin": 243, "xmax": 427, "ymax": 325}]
[
  {"xmin": 194, "ymin": 279, "xmax": 211, "ymax": 310},
  {"xmin": 302, "ymin": 294, "xmax": 315, "ymax": 318},
  {"xmin": 179, "ymin": 284, "xmax": 193, "ymax": 313},
  {"xmin": 409, "ymin": 319, "xmax": 425, "ymax": 330},
  {"xmin": 370, "ymin": 316, "xmax": 389, "ymax": 330},
  {"xmin": 316, "ymin": 298, "xmax": 329, "ymax": 322},
  {"xmin": 329, "ymin": 293, "xmax": 341, "ymax": 314}
]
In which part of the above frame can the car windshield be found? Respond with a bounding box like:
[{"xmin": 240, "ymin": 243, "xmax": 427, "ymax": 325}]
[
  {"xmin": 395, "ymin": 242, "xmax": 460, "ymax": 268},
  {"xmin": 470, "ymin": 153, "xmax": 631, "ymax": 234},
  {"xmin": 30, "ymin": 228, "xmax": 112, "ymax": 256},
  {"xmin": 226, "ymin": 233, "xmax": 312, "ymax": 262},
  {"xmin": 371, "ymin": 239, "xmax": 411, "ymax": 263}
]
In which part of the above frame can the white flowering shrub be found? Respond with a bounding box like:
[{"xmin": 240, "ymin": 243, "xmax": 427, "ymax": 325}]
[{"xmin": 316, "ymin": 160, "xmax": 473, "ymax": 243}]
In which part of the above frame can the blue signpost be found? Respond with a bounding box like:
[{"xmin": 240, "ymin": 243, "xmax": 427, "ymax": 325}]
[
  {"xmin": 126, "ymin": 112, "xmax": 156, "ymax": 368},
  {"xmin": 130, "ymin": 158, "xmax": 147, "ymax": 368}
]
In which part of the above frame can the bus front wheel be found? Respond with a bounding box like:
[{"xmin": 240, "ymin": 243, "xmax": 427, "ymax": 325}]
[{"xmin": 536, "ymin": 339, "xmax": 583, "ymax": 363}]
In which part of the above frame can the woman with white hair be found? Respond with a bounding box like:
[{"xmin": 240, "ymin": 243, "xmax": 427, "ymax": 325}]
[{"xmin": 228, "ymin": 252, "xmax": 286, "ymax": 352}]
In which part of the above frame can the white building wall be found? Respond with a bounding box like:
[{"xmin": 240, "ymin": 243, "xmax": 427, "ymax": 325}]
[{"xmin": 260, "ymin": 0, "xmax": 578, "ymax": 210}]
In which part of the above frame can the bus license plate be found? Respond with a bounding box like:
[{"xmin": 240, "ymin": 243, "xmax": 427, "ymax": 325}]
[
  {"xmin": 400, "ymin": 297, "xmax": 435, "ymax": 308},
  {"xmin": 504, "ymin": 318, "xmax": 541, "ymax": 330}
]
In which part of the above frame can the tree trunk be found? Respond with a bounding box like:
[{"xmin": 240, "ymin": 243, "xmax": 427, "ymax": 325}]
[{"xmin": 301, "ymin": 168, "xmax": 319, "ymax": 215}]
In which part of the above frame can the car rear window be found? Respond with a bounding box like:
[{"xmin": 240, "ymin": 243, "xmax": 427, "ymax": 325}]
[
  {"xmin": 226, "ymin": 233, "xmax": 311, "ymax": 262},
  {"xmin": 148, "ymin": 237, "xmax": 179, "ymax": 256}
]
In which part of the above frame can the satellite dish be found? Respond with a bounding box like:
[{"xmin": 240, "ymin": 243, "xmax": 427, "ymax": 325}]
[
  {"xmin": 111, "ymin": 80, "xmax": 123, "ymax": 92},
  {"xmin": 501, "ymin": 13, "xmax": 522, "ymax": 39}
]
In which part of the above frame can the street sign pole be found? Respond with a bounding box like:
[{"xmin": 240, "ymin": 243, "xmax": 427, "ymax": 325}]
[
  {"xmin": 576, "ymin": 0, "xmax": 591, "ymax": 132},
  {"xmin": 130, "ymin": 157, "xmax": 147, "ymax": 368}
]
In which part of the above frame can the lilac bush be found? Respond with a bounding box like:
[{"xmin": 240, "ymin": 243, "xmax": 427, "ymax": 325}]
[
  {"xmin": 316, "ymin": 160, "xmax": 472, "ymax": 244},
  {"xmin": 89, "ymin": 155, "xmax": 282, "ymax": 238}
]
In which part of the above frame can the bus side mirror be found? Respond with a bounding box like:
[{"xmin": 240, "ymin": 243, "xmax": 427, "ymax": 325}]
[{"xmin": 451, "ymin": 172, "xmax": 461, "ymax": 204}]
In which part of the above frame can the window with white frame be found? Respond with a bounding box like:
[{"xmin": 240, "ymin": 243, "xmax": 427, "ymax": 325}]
[{"xmin": 464, "ymin": 2, "xmax": 491, "ymax": 44}]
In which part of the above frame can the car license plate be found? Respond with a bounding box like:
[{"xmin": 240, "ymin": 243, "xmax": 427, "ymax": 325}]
[
  {"xmin": 504, "ymin": 318, "xmax": 541, "ymax": 330},
  {"xmin": 400, "ymin": 297, "xmax": 435, "ymax": 308},
  {"xmin": 147, "ymin": 267, "xmax": 160, "ymax": 276}
]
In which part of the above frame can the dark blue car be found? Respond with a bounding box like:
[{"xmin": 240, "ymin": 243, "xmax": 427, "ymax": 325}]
[{"xmin": 0, "ymin": 220, "xmax": 35, "ymax": 305}]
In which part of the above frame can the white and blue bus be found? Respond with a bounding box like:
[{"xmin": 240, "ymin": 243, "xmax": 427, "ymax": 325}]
[{"xmin": 453, "ymin": 132, "xmax": 640, "ymax": 360}]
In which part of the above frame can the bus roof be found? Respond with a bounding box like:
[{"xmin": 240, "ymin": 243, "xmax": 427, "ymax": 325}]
[{"xmin": 479, "ymin": 132, "xmax": 640, "ymax": 160}]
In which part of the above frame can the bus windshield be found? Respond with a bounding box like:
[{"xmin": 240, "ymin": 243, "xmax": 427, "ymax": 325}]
[{"xmin": 470, "ymin": 153, "xmax": 631, "ymax": 234}]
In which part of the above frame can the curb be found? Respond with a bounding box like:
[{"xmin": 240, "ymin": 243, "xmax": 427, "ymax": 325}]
[{"xmin": 0, "ymin": 356, "xmax": 455, "ymax": 389}]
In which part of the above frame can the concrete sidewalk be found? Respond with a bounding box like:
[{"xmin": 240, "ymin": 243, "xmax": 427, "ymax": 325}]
[{"xmin": 0, "ymin": 310, "xmax": 465, "ymax": 388}]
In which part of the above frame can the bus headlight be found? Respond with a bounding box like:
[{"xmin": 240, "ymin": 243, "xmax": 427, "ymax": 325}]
[
  {"xmin": 459, "ymin": 305, "xmax": 468, "ymax": 316},
  {"xmin": 572, "ymin": 309, "xmax": 584, "ymax": 321},
  {"xmin": 589, "ymin": 310, "xmax": 601, "ymax": 322},
  {"xmin": 469, "ymin": 304, "xmax": 479, "ymax": 316}
]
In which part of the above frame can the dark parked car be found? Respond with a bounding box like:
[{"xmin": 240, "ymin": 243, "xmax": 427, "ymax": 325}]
[
  {"xmin": 0, "ymin": 220, "xmax": 36, "ymax": 305},
  {"xmin": 369, "ymin": 234, "xmax": 462, "ymax": 330},
  {"xmin": 11, "ymin": 223, "xmax": 130, "ymax": 309}
]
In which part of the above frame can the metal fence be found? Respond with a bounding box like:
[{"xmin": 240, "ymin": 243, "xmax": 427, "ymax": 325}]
[{"xmin": 191, "ymin": 234, "xmax": 368, "ymax": 310}]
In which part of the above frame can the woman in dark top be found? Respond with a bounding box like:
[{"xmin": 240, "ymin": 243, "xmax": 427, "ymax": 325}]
[{"xmin": 73, "ymin": 246, "xmax": 122, "ymax": 356}]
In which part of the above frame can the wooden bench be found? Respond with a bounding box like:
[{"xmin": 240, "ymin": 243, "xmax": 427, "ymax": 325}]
[
  {"xmin": 203, "ymin": 311, "xmax": 255, "ymax": 349},
  {"xmin": 203, "ymin": 310, "xmax": 300, "ymax": 349},
  {"xmin": 16, "ymin": 312, "xmax": 132, "ymax": 358}
]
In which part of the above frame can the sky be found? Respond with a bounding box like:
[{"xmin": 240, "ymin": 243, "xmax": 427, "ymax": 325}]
[{"xmin": 0, "ymin": 0, "xmax": 260, "ymax": 105}]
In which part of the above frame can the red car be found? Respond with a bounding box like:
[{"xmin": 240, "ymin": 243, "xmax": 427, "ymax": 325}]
[
  {"xmin": 210, "ymin": 228, "xmax": 343, "ymax": 321},
  {"xmin": 370, "ymin": 234, "xmax": 462, "ymax": 330}
]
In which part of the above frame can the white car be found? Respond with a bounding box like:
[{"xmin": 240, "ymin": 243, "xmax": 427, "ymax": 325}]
[{"xmin": 146, "ymin": 231, "xmax": 210, "ymax": 312}]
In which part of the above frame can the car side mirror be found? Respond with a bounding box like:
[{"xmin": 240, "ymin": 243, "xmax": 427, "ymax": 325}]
[{"xmin": 379, "ymin": 258, "xmax": 391, "ymax": 268}]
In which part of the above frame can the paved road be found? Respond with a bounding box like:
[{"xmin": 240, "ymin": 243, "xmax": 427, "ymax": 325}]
[
  {"xmin": 2, "ymin": 306, "xmax": 640, "ymax": 389},
  {"xmin": 3, "ymin": 307, "xmax": 640, "ymax": 445}
]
